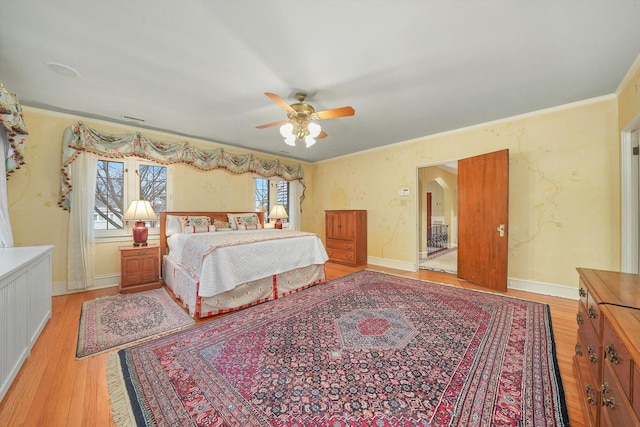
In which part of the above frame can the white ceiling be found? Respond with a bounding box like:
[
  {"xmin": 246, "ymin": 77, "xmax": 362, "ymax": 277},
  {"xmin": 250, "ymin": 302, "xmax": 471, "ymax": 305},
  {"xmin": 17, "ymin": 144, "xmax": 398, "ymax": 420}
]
[{"xmin": 1, "ymin": 1, "xmax": 639, "ymax": 163}]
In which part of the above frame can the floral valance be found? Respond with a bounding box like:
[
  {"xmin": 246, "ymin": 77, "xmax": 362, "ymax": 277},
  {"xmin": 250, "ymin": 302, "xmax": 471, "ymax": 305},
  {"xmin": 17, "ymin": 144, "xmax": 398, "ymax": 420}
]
[
  {"xmin": 0, "ymin": 82, "xmax": 27, "ymax": 177},
  {"xmin": 58, "ymin": 122, "xmax": 305, "ymax": 211}
]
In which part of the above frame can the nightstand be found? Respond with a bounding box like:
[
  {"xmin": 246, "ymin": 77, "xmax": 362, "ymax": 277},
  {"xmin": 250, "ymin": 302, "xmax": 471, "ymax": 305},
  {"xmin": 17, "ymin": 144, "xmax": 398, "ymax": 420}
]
[{"xmin": 118, "ymin": 244, "xmax": 160, "ymax": 293}]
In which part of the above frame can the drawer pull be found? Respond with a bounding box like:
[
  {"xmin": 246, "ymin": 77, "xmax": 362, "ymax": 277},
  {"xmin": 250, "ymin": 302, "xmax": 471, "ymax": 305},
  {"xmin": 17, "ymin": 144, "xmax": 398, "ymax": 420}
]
[
  {"xmin": 603, "ymin": 396, "xmax": 616, "ymax": 409},
  {"xmin": 579, "ymin": 287, "xmax": 587, "ymax": 298},
  {"xmin": 601, "ymin": 383, "xmax": 616, "ymax": 409},
  {"xmin": 575, "ymin": 343, "xmax": 582, "ymax": 356},
  {"xmin": 587, "ymin": 345, "xmax": 597, "ymax": 363},
  {"xmin": 588, "ymin": 306, "xmax": 597, "ymax": 319},
  {"xmin": 605, "ymin": 344, "xmax": 620, "ymax": 364},
  {"xmin": 586, "ymin": 385, "xmax": 596, "ymax": 405},
  {"xmin": 576, "ymin": 312, "xmax": 583, "ymax": 325}
]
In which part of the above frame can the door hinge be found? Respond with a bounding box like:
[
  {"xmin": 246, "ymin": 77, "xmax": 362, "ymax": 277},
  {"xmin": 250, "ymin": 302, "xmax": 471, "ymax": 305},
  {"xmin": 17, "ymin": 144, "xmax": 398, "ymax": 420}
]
[{"xmin": 633, "ymin": 146, "xmax": 639, "ymax": 156}]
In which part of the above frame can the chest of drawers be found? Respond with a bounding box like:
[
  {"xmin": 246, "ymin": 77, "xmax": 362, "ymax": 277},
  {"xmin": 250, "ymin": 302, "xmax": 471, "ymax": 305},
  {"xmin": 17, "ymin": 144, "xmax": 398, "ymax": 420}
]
[
  {"xmin": 575, "ymin": 268, "xmax": 640, "ymax": 426},
  {"xmin": 325, "ymin": 210, "xmax": 367, "ymax": 266}
]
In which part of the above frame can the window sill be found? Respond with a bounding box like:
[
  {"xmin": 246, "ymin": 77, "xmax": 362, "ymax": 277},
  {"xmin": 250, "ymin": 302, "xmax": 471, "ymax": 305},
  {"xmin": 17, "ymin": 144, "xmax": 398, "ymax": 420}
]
[{"xmin": 95, "ymin": 230, "xmax": 160, "ymax": 244}]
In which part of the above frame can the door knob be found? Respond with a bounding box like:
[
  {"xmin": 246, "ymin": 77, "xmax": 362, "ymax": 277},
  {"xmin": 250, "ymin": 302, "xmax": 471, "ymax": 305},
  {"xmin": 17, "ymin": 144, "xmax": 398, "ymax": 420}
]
[{"xmin": 496, "ymin": 224, "xmax": 505, "ymax": 237}]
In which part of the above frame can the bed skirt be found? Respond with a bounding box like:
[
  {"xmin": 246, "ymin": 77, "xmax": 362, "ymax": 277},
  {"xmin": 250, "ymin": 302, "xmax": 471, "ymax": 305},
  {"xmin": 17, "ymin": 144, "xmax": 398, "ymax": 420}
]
[{"xmin": 162, "ymin": 255, "xmax": 326, "ymax": 318}]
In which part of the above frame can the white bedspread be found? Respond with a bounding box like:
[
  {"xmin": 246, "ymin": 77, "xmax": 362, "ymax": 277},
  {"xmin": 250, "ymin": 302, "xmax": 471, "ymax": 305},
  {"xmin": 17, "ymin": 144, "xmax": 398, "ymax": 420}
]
[{"xmin": 167, "ymin": 229, "xmax": 328, "ymax": 297}]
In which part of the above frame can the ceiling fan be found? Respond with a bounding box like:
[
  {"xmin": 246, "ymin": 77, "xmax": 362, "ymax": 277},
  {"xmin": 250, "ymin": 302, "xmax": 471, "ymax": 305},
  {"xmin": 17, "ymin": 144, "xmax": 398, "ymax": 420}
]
[{"xmin": 256, "ymin": 92, "xmax": 355, "ymax": 148}]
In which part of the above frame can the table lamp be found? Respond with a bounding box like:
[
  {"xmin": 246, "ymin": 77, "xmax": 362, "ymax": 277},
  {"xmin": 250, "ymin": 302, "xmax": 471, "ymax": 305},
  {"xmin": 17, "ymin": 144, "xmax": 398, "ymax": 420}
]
[
  {"xmin": 123, "ymin": 200, "xmax": 158, "ymax": 246},
  {"xmin": 269, "ymin": 205, "xmax": 288, "ymax": 229}
]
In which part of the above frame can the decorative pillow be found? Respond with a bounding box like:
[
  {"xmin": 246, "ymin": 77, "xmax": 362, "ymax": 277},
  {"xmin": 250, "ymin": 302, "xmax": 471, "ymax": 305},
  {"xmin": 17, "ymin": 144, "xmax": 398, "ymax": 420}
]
[
  {"xmin": 180, "ymin": 216, "xmax": 211, "ymax": 232},
  {"xmin": 182, "ymin": 225, "xmax": 215, "ymax": 233},
  {"xmin": 213, "ymin": 219, "xmax": 231, "ymax": 229},
  {"xmin": 227, "ymin": 213, "xmax": 261, "ymax": 230},
  {"xmin": 237, "ymin": 224, "xmax": 259, "ymax": 230},
  {"xmin": 165, "ymin": 215, "xmax": 183, "ymax": 236}
]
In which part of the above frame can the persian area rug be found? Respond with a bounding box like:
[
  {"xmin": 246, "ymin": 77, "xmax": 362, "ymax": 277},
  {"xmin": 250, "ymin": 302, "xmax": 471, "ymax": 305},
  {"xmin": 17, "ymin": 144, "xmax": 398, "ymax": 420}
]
[
  {"xmin": 107, "ymin": 270, "xmax": 569, "ymax": 426},
  {"xmin": 76, "ymin": 287, "xmax": 195, "ymax": 358}
]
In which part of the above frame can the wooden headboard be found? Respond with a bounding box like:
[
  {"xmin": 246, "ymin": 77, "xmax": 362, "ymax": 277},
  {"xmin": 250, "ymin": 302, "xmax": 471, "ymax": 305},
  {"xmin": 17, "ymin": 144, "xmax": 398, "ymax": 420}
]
[{"xmin": 159, "ymin": 211, "xmax": 265, "ymax": 259}]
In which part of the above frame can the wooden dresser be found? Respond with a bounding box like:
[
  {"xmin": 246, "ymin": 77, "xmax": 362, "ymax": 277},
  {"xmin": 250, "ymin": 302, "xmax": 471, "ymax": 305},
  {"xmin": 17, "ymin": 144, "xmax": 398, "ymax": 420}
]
[
  {"xmin": 325, "ymin": 210, "xmax": 367, "ymax": 266},
  {"xmin": 574, "ymin": 268, "xmax": 640, "ymax": 426}
]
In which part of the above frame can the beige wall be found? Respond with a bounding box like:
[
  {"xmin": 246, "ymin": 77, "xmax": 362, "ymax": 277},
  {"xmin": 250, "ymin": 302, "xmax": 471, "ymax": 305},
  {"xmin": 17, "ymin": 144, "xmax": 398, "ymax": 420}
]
[
  {"xmin": 617, "ymin": 55, "xmax": 640, "ymax": 130},
  {"xmin": 309, "ymin": 96, "xmax": 620, "ymax": 288},
  {"xmin": 7, "ymin": 108, "xmax": 312, "ymax": 288}
]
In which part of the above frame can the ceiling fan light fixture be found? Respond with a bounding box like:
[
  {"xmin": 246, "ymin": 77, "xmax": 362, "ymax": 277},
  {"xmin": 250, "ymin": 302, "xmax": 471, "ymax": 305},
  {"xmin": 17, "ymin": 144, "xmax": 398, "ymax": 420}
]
[
  {"xmin": 284, "ymin": 135, "xmax": 296, "ymax": 146},
  {"xmin": 308, "ymin": 122, "xmax": 321, "ymax": 138},
  {"xmin": 280, "ymin": 122, "xmax": 294, "ymax": 138},
  {"xmin": 258, "ymin": 92, "xmax": 354, "ymax": 148}
]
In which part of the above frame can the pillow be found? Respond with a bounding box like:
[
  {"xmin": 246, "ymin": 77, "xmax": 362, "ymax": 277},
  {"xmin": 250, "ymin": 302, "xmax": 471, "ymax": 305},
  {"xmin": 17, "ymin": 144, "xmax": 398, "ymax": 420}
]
[
  {"xmin": 182, "ymin": 225, "xmax": 215, "ymax": 233},
  {"xmin": 180, "ymin": 215, "xmax": 211, "ymax": 232},
  {"xmin": 227, "ymin": 213, "xmax": 262, "ymax": 230},
  {"xmin": 237, "ymin": 224, "xmax": 259, "ymax": 230},
  {"xmin": 165, "ymin": 215, "xmax": 183, "ymax": 236},
  {"xmin": 213, "ymin": 219, "xmax": 231, "ymax": 229}
]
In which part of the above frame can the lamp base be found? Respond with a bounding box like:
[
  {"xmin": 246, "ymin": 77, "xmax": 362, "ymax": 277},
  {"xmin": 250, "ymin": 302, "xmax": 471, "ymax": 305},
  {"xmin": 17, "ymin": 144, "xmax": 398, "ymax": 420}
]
[
  {"xmin": 274, "ymin": 219, "xmax": 283, "ymax": 229},
  {"xmin": 132, "ymin": 221, "xmax": 149, "ymax": 246}
]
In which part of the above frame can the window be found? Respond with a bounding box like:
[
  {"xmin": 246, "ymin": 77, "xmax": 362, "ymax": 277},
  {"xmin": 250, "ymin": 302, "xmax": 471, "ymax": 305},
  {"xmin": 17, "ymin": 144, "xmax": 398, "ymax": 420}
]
[
  {"xmin": 94, "ymin": 158, "xmax": 170, "ymax": 237},
  {"xmin": 255, "ymin": 177, "xmax": 289, "ymax": 224}
]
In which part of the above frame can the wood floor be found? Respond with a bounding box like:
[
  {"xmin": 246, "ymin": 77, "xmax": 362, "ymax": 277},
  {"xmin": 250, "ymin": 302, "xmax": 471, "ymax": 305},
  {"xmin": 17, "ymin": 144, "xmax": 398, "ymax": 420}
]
[{"xmin": 0, "ymin": 263, "xmax": 584, "ymax": 426}]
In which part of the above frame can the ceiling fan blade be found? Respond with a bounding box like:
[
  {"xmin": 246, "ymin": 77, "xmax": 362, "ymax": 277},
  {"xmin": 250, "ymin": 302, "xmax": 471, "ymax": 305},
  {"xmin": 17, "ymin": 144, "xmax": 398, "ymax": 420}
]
[
  {"xmin": 256, "ymin": 119, "xmax": 289, "ymax": 129},
  {"xmin": 315, "ymin": 106, "xmax": 355, "ymax": 120},
  {"xmin": 317, "ymin": 130, "xmax": 328, "ymax": 139},
  {"xmin": 265, "ymin": 92, "xmax": 296, "ymax": 113}
]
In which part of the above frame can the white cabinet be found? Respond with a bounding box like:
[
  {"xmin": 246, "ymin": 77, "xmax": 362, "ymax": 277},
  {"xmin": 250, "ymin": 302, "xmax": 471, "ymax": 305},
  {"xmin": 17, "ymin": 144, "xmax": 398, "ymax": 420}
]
[{"xmin": 0, "ymin": 246, "xmax": 53, "ymax": 403}]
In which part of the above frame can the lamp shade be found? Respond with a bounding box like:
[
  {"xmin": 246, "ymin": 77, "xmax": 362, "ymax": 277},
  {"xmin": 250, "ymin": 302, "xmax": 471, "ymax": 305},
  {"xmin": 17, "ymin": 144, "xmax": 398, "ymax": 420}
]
[
  {"xmin": 269, "ymin": 204, "xmax": 288, "ymax": 220},
  {"xmin": 123, "ymin": 200, "xmax": 158, "ymax": 221}
]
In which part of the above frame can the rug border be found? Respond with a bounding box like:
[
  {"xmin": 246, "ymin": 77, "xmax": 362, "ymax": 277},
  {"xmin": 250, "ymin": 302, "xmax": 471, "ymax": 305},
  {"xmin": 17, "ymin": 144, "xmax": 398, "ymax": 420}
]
[
  {"xmin": 76, "ymin": 287, "xmax": 195, "ymax": 359},
  {"xmin": 107, "ymin": 352, "xmax": 138, "ymax": 426},
  {"xmin": 365, "ymin": 268, "xmax": 560, "ymax": 306},
  {"xmin": 543, "ymin": 304, "xmax": 571, "ymax": 426}
]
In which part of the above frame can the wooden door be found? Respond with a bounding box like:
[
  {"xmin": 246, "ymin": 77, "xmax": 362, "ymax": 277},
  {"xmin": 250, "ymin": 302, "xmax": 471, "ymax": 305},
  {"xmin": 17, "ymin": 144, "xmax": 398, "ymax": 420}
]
[{"xmin": 457, "ymin": 149, "xmax": 509, "ymax": 291}]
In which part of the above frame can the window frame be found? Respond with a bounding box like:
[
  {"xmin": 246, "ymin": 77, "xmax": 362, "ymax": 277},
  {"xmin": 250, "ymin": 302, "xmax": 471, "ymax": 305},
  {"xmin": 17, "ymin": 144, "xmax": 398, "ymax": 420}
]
[
  {"xmin": 255, "ymin": 176, "xmax": 290, "ymax": 228},
  {"xmin": 94, "ymin": 157, "xmax": 172, "ymax": 242}
]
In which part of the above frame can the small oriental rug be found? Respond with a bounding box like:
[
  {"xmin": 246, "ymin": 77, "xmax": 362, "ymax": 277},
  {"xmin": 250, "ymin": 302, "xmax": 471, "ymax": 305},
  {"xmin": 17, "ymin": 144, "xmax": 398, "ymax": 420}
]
[
  {"xmin": 76, "ymin": 287, "xmax": 194, "ymax": 358},
  {"xmin": 107, "ymin": 270, "xmax": 569, "ymax": 426}
]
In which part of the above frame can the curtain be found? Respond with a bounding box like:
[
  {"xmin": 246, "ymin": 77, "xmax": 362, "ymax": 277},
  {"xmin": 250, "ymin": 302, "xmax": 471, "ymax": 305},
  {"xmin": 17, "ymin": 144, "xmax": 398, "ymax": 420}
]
[
  {"xmin": 0, "ymin": 81, "xmax": 28, "ymax": 247},
  {"xmin": 0, "ymin": 131, "xmax": 14, "ymax": 247},
  {"xmin": 288, "ymin": 180, "xmax": 303, "ymax": 231},
  {"xmin": 67, "ymin": 153, "xmax": 97, "ymax": 291},
  {"xmin": 59, "ymin": 122, "xmax": 305, "ymax": 211}
]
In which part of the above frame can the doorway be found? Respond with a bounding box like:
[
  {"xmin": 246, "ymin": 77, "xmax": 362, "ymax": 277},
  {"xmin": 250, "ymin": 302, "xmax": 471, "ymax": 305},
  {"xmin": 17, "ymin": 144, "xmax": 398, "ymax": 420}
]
[
  {"xmin": 418, "ymin": 163, "xmax": 458, "ymax": 273},
  {"xmin": 416, "ymin": 149, "xmax": 510, "ymax": 292},
  {"xmin": 621, "ymin": 117, "xmax": 640, "ymax": 273}
]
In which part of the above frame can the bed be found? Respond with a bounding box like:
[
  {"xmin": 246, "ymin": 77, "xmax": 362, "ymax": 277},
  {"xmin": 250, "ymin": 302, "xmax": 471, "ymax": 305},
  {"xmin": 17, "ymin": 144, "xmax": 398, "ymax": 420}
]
[{"xmin": 159, "ymin": 211, "xmax": 328, "ymax": 318}]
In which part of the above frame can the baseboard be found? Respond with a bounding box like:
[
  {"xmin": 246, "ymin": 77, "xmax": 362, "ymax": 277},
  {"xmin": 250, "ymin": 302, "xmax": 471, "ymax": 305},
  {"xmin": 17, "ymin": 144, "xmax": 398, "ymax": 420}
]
[
  {"xmin": 367, "ymin": 256, "xmax": 416, "ymax": 272},
  {"xmin": 508, "ymin": 277, "xmax": 578, "ymax": 300},
  {"xmin": 52, "ymin": 273, "xmax": 120, "ymax": 296}
]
